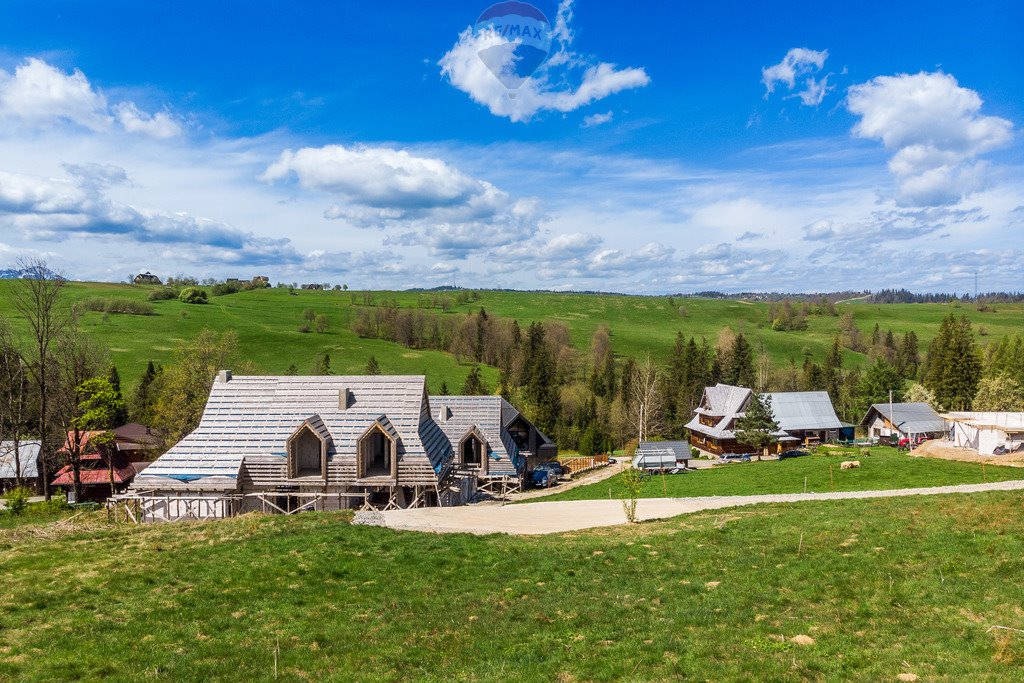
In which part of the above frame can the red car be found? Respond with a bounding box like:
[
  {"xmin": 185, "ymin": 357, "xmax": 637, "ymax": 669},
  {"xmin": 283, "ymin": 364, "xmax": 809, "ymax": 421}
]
[{"xmin": 898, "ymin": 435, "xmax": 932, "ymax": 449}]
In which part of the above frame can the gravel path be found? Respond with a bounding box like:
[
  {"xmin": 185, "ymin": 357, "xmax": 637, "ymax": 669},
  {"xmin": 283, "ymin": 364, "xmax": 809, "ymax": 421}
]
[
  {"xmin": 503, "ymin": 457, "xmax": 717, "ymax": 503},
  {"xmin": 375, "ymin": 479, "xmax": 1024, "ymax": 536}
]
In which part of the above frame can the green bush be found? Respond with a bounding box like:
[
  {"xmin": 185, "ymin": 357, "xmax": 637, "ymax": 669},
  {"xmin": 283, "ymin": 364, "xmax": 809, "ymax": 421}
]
[
  {"xmin": 2, "ymin": 486, "xmax": 33, "ymax": 516},
  {"xmin": 80, "ymin": 297, "xmax": 155, "ymax": 316},
  {"xmin": 29, "ymin": 497, "xmax": 72, "ymax": 516},
  {"xmin": 147, "ymin": 287, "xmax": 180, "ymax": 301},
  {"xmin": 212, "ymin": 282, "xmax": 243, "ymax": 296},
  {"xmin": 179, "ymin": 287, "xmax": 208, "ymax": 304}
]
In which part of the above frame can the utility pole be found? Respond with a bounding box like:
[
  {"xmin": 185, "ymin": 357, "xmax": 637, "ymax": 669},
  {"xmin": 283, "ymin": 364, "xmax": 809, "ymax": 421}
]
[{"xmin": 889, "ymin": 389, "xmax": 894, "ymax": 440}]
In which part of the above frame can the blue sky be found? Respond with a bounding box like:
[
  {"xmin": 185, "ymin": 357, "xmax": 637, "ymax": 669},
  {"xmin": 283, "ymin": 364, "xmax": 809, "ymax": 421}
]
[{"xmin": 0, "ymin": 0, "xmax": 1021, "ymax": 292}]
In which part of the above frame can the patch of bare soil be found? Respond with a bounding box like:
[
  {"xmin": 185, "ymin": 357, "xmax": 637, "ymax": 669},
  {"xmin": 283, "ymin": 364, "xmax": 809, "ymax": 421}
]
[{"xmin": 911, "ymin": 440, "xmax": 1024, "ymax": 467}]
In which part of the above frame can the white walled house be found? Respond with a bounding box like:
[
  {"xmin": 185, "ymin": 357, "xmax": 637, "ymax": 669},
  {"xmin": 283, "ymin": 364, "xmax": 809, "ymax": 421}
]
[{"xmin": 944, "ymin": 412, "xmax": 1024, "ymax": 455}]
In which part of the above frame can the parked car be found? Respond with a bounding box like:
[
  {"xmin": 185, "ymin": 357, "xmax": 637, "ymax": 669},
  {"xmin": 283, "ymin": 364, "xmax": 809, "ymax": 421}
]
[
  {"xmin": 536, "ymin": 461, "xmax": 568, "ymax": 478},
  {"xmin": 719, "ymin": 452, "xmax": 751, "ymax": 463},
  {"xmin": 528, "ymin": 468, "xmax": 556, "ymax": 488},
  {"xmin": 779, "ymin": 449, "xmax": 809, "ymax": 460}
]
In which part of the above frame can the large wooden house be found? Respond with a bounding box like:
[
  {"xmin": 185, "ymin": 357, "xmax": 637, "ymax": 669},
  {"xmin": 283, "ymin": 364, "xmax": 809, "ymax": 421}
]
[
  {"xmin": 122, "ymin": 373, "xmax": 552, "ymax": 521},
  {"xmin": 686, "ymin": 383, "xmax": 843, "ymax": 454}
]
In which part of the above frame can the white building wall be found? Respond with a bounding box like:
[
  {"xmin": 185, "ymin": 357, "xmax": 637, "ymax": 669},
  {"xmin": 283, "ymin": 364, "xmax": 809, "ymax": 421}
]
[
  {"xmin": 977, "ymin": 428, "xmax": 1002, "ymax": 455},
  {"xmin": 949, "ymin": 422, "xmax": 977, "ymax": 450},
  {"xmin": 947, "ymin": 422, "xmax": 1024, "ymax": 455}
]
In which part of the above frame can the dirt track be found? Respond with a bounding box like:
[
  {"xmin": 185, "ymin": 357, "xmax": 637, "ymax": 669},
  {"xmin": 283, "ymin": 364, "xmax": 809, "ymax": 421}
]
[{"xmin": 912, "ymin": 439, "xmax": 1024, "ymax": 466}]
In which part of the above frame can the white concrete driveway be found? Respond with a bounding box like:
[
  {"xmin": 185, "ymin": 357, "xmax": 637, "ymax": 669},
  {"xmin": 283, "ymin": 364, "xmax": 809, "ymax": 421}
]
[{"xmin": 374, "ymin": 479, "xmax": 1024, "ymax": 535}]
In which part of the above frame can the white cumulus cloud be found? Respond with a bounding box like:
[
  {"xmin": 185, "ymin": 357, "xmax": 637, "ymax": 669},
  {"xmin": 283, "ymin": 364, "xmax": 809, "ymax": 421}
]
[
  {"xmin": 582, "ymin": 111, "xmax": 613, "ymax": 127},
  {"xmin": 114, "ymin": 102, "xmax": 182, "ymax": 139},
  {"xmin": 0, "ymin": 58, "xmax": 181, "ymax": 138},
  {"xmin": 262, "ymin": 144, "xmax": 543, "ymax": 256},
  {"xmin": 847, "ymin": 71, "xmax": 1014, "ymax": 206},
  {"xmin": 762, "ymin": 48, "xmax": 832, "ymax": 106}
]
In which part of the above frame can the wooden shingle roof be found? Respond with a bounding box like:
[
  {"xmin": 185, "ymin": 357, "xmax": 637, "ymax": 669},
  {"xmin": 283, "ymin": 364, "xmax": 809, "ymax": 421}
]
[
  {"xmin": 429, "ymin": 395, "xmax": 523, "ymax": 476},
  {"xmin": 136, "ymin": 375, "xmax": 451, "ymax": 489}
]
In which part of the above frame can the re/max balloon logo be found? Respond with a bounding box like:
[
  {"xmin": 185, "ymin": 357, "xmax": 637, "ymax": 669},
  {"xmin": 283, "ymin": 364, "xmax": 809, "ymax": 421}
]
[{"xmin": 473, "ymin": 1, "xmax": 553, "ymax": 91}]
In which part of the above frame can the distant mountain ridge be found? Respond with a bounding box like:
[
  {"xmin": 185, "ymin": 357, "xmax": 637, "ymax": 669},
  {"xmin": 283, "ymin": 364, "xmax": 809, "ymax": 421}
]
[{"xmin": 0, "ymin": 265, "xmax": 61, "ymax": 280}]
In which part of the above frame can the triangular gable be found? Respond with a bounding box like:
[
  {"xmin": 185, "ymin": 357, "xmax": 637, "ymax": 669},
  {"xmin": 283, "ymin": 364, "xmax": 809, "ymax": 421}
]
[{"xmin": 291, "ymin": 414, "xmax": 333, "ymax": 449}]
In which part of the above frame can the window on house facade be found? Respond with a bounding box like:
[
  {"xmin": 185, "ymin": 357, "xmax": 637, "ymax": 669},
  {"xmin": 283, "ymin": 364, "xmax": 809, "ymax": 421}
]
[
  {"xmin": 508, "ymin": 419, "xmax": 530, "ymax": 451},
  {"xmin": 358, "ymin": 425, "xmax": 395, "ymax": 478},
  {"xmin": 289, "ymin": 426, "xmax": 324, "ymax": 478},
  {"xmin": 461, "ymin": 434, "xmax": 484, "ymax": 467}
]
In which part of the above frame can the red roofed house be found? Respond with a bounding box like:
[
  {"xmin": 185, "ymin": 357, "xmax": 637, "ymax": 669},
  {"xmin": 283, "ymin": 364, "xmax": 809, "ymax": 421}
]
[{"xmin": 52, "ymin": 425, "xmax": 158, "ymax": 503}]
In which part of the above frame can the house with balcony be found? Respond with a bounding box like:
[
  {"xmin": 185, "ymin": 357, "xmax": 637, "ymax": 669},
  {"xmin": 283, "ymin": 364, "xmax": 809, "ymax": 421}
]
[{"xmin": 686, "ymin": 383, "xmax": 843, "ymax": 454}]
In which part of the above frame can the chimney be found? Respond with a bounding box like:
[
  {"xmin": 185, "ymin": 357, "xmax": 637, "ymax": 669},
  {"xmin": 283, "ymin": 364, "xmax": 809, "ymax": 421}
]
[
  {"xmin": 339, "ymin": 387, "xmax": 351, "ymax": 410},
  {"xmin": 216, "ymin": 369, "xmax": 232, "ymax": 383},
  {"xmin": 437, "ymin": 404, "xmax": 450, "ymax": 423}
]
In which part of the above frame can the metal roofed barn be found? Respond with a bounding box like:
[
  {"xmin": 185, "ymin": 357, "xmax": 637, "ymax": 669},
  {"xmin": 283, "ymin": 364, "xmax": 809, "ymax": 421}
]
[{"xmin": 860, "ymin": 402, "xmax": 947, "ymax": 441}]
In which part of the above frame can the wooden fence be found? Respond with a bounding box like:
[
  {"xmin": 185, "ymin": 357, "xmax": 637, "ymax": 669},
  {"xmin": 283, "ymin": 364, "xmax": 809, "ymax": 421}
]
[{"xmin": 560, "ymin": 454, "xmax": 610, "ymax": 477}]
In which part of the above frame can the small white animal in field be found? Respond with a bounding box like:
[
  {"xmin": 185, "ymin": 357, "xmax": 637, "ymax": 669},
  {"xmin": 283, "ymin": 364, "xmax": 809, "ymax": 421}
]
[{"xmin": 840, "ymin": 460, "xmax": 861, "ymax": 470}]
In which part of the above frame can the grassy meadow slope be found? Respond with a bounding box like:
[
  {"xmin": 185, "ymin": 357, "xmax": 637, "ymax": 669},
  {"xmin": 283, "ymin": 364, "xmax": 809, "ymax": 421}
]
[
  {"xmin": 1, "ymin": 280, "xmax": 1021, "ymax": 394},
  {"xmin": 540, "ymin": 447, "xmax": 1024, "ymax": 502},
  {"xmin": 2, "ymin": 492, "xmax": 1024, "ymax": 680}
]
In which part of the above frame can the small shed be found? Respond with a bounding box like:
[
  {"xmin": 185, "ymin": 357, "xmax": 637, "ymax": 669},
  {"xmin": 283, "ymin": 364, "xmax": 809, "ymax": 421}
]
[{"xmin": 633, "ymin": 441, "xmax": 692, "ymax": 470}]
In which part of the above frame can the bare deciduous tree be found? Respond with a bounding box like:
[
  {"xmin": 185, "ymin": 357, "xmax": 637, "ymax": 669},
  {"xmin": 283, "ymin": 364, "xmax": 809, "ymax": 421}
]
[
  {"xmin": 628, "ymin": 355, "xmax": 663, "ymax": 442},
  {"xmin": 51, "ymin": 336, "xmax": 107, "ymax": 503},
  {"xmin": 8, "ymin": 259, "xmax": 75, "ymax": 499},
  {"xmin": 0, "ymin": 322, "xmax": 32, "ymax": 488}
]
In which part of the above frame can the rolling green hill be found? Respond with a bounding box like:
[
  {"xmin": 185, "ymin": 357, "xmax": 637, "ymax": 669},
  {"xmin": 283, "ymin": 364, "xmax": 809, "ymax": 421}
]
[
  {"xmin": 1, "ymin": 280, "xmax": 1021, "ymax": 394},
  {"xmin": 3, "ymin": 491, "xmax": 1024, "ymax": 679}
]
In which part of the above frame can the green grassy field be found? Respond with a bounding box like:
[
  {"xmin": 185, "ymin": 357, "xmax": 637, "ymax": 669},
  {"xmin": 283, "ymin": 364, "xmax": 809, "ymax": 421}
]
[
  {"xmin": 3, "ymin": 492, "xmax": 1024, "ymax": 680},
  {"xmin": 539, "ymin": 447, "xmax": 1024, "ymax": 502},
  {"xmin": 1, "ymin": 280, "xmax": 1022, "ymax": 394}
]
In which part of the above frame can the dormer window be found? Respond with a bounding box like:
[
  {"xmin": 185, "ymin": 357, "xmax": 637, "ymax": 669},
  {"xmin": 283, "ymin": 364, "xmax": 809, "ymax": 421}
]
[
  {"xmin": 288, "ymin": 420, "xmax": 329, "ymax": 479},
  {"xmin": 457, "ymin": 426, "xmax": 488, "ymax": 474},
  {"xmin": 358, "ymin": 420, "xmax": 398, "ymax": 479},
  {"xmin": 508, "ymin": 418, "xmax": 530, "ymax": 451}
]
